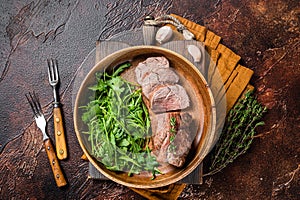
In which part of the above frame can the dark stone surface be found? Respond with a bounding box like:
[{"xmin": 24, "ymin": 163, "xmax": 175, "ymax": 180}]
[{"xmin": 0, "ymin": 0, "xmax": 299, "ymax": 199}]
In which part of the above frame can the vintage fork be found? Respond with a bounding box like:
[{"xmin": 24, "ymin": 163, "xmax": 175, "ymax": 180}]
[
  {"xmin": 47, "ymin": 58, "xmax": 67, "ymax": 160},
  {"xmin": 26, "ymin": 91, "xmax": 67, "ymax": 187}
]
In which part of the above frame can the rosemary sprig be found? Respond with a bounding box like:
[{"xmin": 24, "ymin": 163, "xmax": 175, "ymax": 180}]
[{"xmin": 204, "ymin": 91, "xmax": 267, "ymax": 176}]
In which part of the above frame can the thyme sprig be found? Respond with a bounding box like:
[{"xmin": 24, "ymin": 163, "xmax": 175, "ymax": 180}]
[{"xmin": 205, "ymin": 91, "xmax": 267, "ymax": 176}]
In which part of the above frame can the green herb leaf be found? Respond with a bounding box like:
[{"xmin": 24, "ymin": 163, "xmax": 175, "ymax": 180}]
[
  {"xmin": 205, "ymin": 91, "xmax": 267, "ymax": 176},
  {"xmin": 80, "ymin": 62, "xmax": 160, "ymax": 178}
]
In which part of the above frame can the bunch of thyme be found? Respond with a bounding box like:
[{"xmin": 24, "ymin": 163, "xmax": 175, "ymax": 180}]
[{"xmin": 205, "ymin": 91, "xmax": 267, "ymax": 176}]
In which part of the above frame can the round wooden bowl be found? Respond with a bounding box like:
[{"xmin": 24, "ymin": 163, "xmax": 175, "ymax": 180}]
[{"xmin": 74, "ymin": 45, "xmax": 216, "ymax": 188}]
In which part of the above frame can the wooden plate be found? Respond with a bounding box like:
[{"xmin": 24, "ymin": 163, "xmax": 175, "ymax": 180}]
[{"xmin": 74, "ymin": 45, "xmax": 216, "ymax": 188}]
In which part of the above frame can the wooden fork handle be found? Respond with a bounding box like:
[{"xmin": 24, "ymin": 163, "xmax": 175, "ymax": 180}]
[
  {"xmin": 53, "ymin": 107, "xmax": 67, "ymax": 160},
  {"xmin": 44, "ymin": 139, "xmax": 67, "ymax": 187}
]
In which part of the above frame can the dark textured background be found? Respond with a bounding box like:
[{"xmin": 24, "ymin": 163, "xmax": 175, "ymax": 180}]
[{"xmin": 0, "ymin": 0, "xmax": 299, "ymax": 199}]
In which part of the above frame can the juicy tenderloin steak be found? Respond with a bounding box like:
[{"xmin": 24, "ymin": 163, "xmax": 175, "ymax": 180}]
[
  {"xmin": 150, "ymin": 112, "xmax": 193, "ymax": 167},
  {"xmin": 135, "ymin": 56, "xmax": 179, "ymax": 98},
  {"xmin": 149, "ymin": 84, "xmax": 190, "ymax": 113},
  {"xmin": 167, "ymin": 129, "xmax": 193, "ymax": 167},
  {"xmin": 134, "ymin": 56, "xmax": 194, "ymax": 168},
  {"xmin": 141, "ymin": 68, "xmax": 179, "ymax": 98},
  {"xmin": 135, "ymin": 56, "xmax": 170, "ymax": 84}
]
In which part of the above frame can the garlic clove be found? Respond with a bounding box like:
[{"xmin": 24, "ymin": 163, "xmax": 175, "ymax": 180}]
[
  {"xmin": 187, "ymin": 45, "xmax": 202, "ymax": 62},
  {"xmin": 183, "ymin": 29, "xmax": 195, "ymax": 40},
  {"xmin": 155, "ymin": 26, "xmax": 173, "ymax": 44}
]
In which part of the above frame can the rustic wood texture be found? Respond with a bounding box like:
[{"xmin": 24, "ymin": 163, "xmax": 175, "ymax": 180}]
[
  {"xmin": 53, "ymin": 107, "xmax": 67, "ymax": 160},
  {"xmin": 44, "ymin": 139, "xmax": 67, "ymax": 187},
  {"xmin": 0, "ymin": 0, "xmax": 299, "ymax": 199}
]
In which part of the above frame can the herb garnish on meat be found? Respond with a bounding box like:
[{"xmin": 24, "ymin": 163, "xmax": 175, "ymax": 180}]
[
  {"xmin": 169, "ymin": 116, "xmax": 176, "ymax": 142},
  {"xmin": 81, "ymin": 63, "xmax": 161, "ymax": 178}
]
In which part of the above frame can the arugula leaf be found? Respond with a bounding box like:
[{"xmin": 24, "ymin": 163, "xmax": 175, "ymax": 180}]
[{"xmin": 81, "ymin": 62, "xmax": 160, "ymax": 178}]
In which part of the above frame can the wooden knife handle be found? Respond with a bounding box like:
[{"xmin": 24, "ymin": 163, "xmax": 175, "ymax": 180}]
[
  {"xmin": 44, "ymin": 139, "xmax": 67, "ymax": 187},
  {"xmin": 53, "ymin": 107, "xmax": 67, "ymax": 160}
]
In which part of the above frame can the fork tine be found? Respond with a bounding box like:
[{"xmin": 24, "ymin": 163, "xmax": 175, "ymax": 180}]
[
  {"xmin": 53, "ymin": 59, "xmax": 59, "ymax": 80},
  {"xmin": 47, "ymin": 59, "xmax": 54, "ymax": 82},
  {"xmin": 26, "ymin": 91, "xmax": 42, "ymax": 117},
  {"xmin": 26, "ymin": 93, "xmax": 37, "ymax": 117},
  {"xmin": 32, "ymin": 91, "xmax": 43, "ymax": 115},
  {"xmin": 47, "ymin": 58, "xmax": 59, "ymax": 82},
  {"xmin": 47, "ymin": 59, "xmax": 52, "ymax": 81}
]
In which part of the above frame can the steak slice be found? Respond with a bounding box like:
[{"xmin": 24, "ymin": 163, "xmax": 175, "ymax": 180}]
[
  {"xmin": 141, "ymin": 68, "xmax": 179, "ymax": 98},
  {"xmin": 149, "ymin": 84, "xmax": 190, "ymax": 113},
  {"xmin": 150, "ymin": 112, "xmax": 193, "ymax": 164},
  {"xmin": 134, "ymin": 56, "xmax": 194, "ymax": 167},
  {"xmin": 150, "ymin": 112, "xmax": 172, "ymax": 162},
  {"xmin": 167, "ymin": 129, "xmax": 193, "ymax": 167},
  {"xmin": 135, "ymin": 56, "xmax": 170, "ymax": 85},
  {"xmin": 153, "ymin": 130, "xmax": 170, "ymax": 163}
]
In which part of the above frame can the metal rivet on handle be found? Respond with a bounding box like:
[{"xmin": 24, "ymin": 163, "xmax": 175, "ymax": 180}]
[
  {"xmin": 55, "ymin": 117, "xmax": 60, "ymax": 122},
  {"xmin": 57, "ymin": 131, "xmax": 61, "ymax": 136},
  {"xmin": 59, "ymin": 149, "xmax": 64, "ymax": 155}
]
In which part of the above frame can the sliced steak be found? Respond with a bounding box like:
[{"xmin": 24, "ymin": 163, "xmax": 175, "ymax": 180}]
[
  {"xmin": 150, "ymin": 112, "xmax": 172, "ymax": 162},
  {"xmin": 149, "ymin": 84, "xmax": 190, "ymax": 113},
  {"xmin": 135, "ymin": 56, "xmax": 170, "ymax": 85},
  {"xmin": 151, "ymin": 112, "xmax": 193, "ymax": 164},
  {"xmin": 134, "ymin": 56, "xmax": 193, "ymax": 167},
  {"xmin": 141, "ymin": 68, "xmax": 179, "ymax": 98},
  {"xmin": 153, "ymin": 131, "xmax": 170, "ymax": 163},
  {"xmin": 167, "ymin": 129, "xmax": 193, "ymax": 167}
]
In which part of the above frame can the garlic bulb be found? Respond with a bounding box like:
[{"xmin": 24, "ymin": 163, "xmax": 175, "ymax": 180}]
[
  {"xmin": 187, "ymin": 45, "xmax": 202, "ymax": 62},
  {"xmin": 155, "ymin": 26, "xmax": 173, "ymax": 44}
]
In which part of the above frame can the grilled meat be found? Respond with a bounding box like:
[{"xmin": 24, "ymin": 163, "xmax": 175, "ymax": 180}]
[
  {"xmin": 150, "ymin": 112, "xmax": 193, "ymax": 166},
  {"xmin": 134, "ymin": 56, "xmax": 194, "ymax": 168},
  {"xmin": 149, "ymin": 84, "xmax": 190, "ymax": 113}
]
